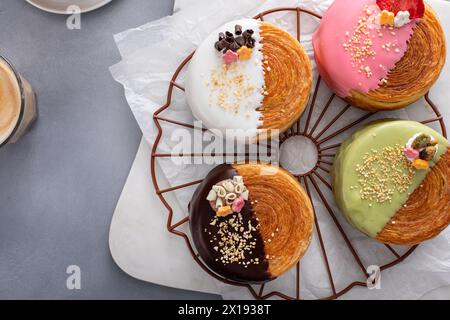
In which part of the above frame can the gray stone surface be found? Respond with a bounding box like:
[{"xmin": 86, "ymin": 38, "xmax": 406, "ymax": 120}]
[{"xmin": 0, "ymin": 0, "xmax": 217, "ymax": 299}]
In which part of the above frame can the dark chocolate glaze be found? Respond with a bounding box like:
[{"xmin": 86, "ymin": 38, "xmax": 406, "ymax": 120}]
[{"xmin": 189, "ymin": 164, "xmax": 273, "ymax": 283}]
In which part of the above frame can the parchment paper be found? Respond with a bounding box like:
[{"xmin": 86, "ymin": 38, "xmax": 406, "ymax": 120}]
[{"xmin": 110, "ymin": 0, "xmax": 450, "ymax": 299}]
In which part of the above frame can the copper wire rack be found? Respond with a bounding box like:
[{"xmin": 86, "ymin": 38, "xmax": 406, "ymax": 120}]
[{"xmin": 150, "ymin": 7, "xmax": 447, "ymax": 300}]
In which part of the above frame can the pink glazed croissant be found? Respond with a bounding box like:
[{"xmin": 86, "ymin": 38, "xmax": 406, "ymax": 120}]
[{"xmin": 313, "ymin": 0, "xmax": 446, "ymax": 111}]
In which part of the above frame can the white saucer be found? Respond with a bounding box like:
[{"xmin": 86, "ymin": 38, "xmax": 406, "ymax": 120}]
[{"xmin": 26, "ymin": 0, "xmax": 112, "ymax": 14}]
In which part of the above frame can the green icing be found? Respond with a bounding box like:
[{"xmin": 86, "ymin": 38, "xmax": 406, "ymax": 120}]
[{"xmin": 332, "ymin": 120, "xmax": 449, "ymax": 238}]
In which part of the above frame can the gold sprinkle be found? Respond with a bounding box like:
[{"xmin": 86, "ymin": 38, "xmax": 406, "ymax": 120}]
[
  {"xmin": 344, "ymin": 6, "xmax": 377, "ymax": 77},
  {"xmin": 355, "ymin": 144, "xmax": 415, "ymax": 203},
  {"xmin": 207, "ymin": 212, "xmax": 261, "ymax": 266}
]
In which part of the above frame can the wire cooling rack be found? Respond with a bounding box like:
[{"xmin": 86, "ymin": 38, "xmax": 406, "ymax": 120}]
[{"xmin": 150, "ymin": 7, "xmax": 447, "ymax": 300}]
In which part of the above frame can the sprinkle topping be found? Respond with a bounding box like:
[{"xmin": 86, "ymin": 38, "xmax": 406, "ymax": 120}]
[
  {"xmin": 205, "ymin": 213, "xmax": 261, "ymax": 266},
  {"xmin": 343, "ymin": 4, "xmax": 413, "ymax": 83},
  {"xmin": 343, "ymin": 7, "xmax": 377, "ymax": 78},
  {"xmin": 207, "ymin": 63, "xmax": 260, "ymax": 114},
  {"xmin": 355, "ymin": 144, "xmax": 415, "ymax": 204}
]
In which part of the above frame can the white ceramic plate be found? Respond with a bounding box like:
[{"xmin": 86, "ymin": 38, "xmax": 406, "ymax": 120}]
[{"xmin": 26, "ymin": 0, "xmax": 112, "ymax": 14}]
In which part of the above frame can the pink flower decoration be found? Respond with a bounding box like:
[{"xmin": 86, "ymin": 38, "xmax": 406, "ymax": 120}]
[
  {"xmin": 232, "ymin": 197, "xmax": 245, "ymax": 213},
  {"xmin": 404, "ymin": 147, "xmax": 419, "ymax": 160},
  {"xmin": 223, "ymin": 50, "xmax": 238, "ymax": 65}
]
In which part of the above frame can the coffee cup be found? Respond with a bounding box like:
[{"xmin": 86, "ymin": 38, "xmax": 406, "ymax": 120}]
[{"xmin": 0, "ymin": 56, "xmax": 37, "ymax": 148}]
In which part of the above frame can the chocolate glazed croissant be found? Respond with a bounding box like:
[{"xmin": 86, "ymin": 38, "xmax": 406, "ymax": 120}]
[
  {"xmin": 377, "ymin": 150, "xmax": 450, "ymax": 245},
  {"xmin": 348, "ymin": 5, "xmax": 446, "ymax": 111},
  {"xmin": 258, "ymin": 22, "xmax": 312, "ymax": 134},
  {"xmin": 189, "ymin": 163, "xmax": 314, "ymax": 283}
]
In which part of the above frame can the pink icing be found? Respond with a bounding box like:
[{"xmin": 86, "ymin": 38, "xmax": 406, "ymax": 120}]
[{"xmin": 313, "ymin": 0, "xmax": 418, "ymax": 97}]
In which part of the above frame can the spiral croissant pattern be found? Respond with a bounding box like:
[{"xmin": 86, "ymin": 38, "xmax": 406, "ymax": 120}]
[
  {"xmin": 377, "ymin": 150, "xmax": 450, "ymax": 245},
  {"xmin": 258, "ymin": 22, "xmax": 313, "ymax": 133},
  {"xmin": 348, "ymin": 5, "xmax": 446, "ymax": 111},
  {"xmin": 189, "ymin": 163, "xmax": 314, "ymax": 283},
  {"xmin": 236, "ymin": 164, "xmax": 314, "ymax": 277}
]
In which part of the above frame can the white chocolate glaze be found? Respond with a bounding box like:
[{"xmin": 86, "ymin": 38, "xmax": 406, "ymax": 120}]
[{"xmin": 185, "ymin": 19, "xmax": 265, "ymax": 142}]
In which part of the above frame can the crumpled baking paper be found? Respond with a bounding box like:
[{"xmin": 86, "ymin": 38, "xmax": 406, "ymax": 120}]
[{"xmin": 110, "ymin": 0, "xmax": 450, "ymax": 299}]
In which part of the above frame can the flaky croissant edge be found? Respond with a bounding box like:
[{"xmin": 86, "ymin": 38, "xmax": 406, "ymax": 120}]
[
  {"xmin": 234, "ymin": 163, "xmax": 314, "ymax": 277},
  {"xmin": 376, "ymin": 149, "xmax": 450, "ymax": 245},
  {"xmin": 257, "ymin": 22, "xmax": 313, "ymax": 136},
  {"xmin": 347, "ymin": 4, "xmax": 446, "ymax": 111}
]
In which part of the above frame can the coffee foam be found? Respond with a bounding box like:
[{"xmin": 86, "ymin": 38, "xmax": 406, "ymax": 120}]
[{"xmin": 0, "ymin": 59, "xmax": 21, "ymax": 144}]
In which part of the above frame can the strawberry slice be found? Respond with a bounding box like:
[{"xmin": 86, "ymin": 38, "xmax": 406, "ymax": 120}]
[
  {"xmin": 376, "ymin": 0, "xmax": 425, "ymax": 19},
  {"xmin": 395, "ymin": 0, "xmax": 425, "ymax": 19},
  {"xmin": 376, "ymin": 0, "xmax": 397, "ymax": 13}
]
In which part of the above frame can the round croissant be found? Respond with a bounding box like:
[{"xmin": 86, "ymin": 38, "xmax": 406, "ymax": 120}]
[
  {"xmin": 189, "ymin": 163, "xmax": 314, "ymax": 283},
  {"xmin": 185, "ymin": 19, "xmax": 311, "ymax": 143},
  {"xmin": 347, "ymin": 5, "xmax": 446, "ymax": 111},
  {"xmin": 332, "ymin": 120, "xmax": 450, "ymax": 246},
  {"xmin": 258, "ymin": 22, "xmax": 312, "ymax": 134},
  {"xmin": 313, "ymin": 1, "xmax": 446, "ymax": 111}
]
